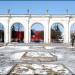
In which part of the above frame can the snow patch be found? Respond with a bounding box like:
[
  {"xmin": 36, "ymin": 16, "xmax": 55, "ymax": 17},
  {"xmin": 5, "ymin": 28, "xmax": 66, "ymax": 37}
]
[{"xmin": 10, "ymin": 52, "xmax": 25, "ymax": 60}]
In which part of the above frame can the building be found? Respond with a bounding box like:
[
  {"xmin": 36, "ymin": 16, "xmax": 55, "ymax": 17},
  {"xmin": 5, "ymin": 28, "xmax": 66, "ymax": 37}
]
[{"xmin": 0, "ymin": 14, "xmax": 75, "ymax": 44}]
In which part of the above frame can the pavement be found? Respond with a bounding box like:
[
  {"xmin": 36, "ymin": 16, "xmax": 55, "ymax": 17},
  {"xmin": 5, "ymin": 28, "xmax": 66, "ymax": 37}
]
[{"xmin": 0, "ymin": 43, "xmax": 75, "ymax": 74}]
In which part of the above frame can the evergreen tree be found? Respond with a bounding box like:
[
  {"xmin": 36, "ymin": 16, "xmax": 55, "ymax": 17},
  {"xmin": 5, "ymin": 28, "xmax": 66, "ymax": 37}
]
[
  {"xmin": 55, "ymin": 25, "xmax": 62, "ymax": 39},
  {"xmin": 12, "ymin": 25, "xmax": 16, "ymax": 40},
  {"xmin": 40, "ymin": 31, "xmax": 44, "ymax": 40},
  {"xmin": 51, "ymin": 24, "xmax": 62, "ymax": 42}
]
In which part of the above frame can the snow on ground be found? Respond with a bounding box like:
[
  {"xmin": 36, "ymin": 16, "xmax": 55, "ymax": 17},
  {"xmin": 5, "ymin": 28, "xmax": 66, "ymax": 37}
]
[
  {"xmin": 47, "ymin": 46, "xmax": 75, "ymax": 74},
  {"xmin": 25, "ymin": 52, "xmax": 53, "ymax": 57},
  {"xmin": 0, "ymin": 45, "xmax": 31, "ymax": 54},
  {"xmin": 0, "ymin": 44, "xmax": 75, "ymax": 74},
  {"xmin": 0, "ymin": 65, "xmax": 14, "ymax": 75},
  {"xmin": 5, "ymin": 45, "xmax": 30, "ymax": 50},
  {"xmin": 10, "ymin": 64, "xmax": 72, "ymax": 75},
  {"xmin": 0, "ymin": 46, "xmax": 27, "ymax": 75},
  {"xmin": 10, "ymin": 52, "xmax": 25, "ymax": 60},
  {"xmin": 45, "ymin": 46, "xmax": 55, "ymax": 49}
]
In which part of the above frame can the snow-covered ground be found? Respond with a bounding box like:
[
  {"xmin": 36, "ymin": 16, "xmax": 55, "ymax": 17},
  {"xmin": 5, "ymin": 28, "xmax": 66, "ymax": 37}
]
[
  {"xmin": 0, "ymin": 44, "xmax": 75, "ymax": 74},
  {"xmin": 45, "ymin": 46, "xmax": 75, "ymax": 74},
  {"xmin": 10, "ymin": 64, "xmax": 72, "ymax": 75},
  {"xmin": 21, "ymin": 52, "xmax": 57, "ymax": 62},
  {"xmin": 25, "ymin": 52, "xmax": 54, "ymax": 57},
  {"xmin": 0, "ymin": 52, "xmax": 25, "ymax": 75},
  {"xmin": 0, "ymin": 65, "xmax": 14, "ymax": 75}
]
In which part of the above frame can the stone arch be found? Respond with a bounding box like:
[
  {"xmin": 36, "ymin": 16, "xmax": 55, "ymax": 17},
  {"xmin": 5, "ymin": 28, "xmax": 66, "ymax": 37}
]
[
  {"xmin": 51, "ymin": 22, "xmax": 64, "ymax": 43},
  {"xmin": 31, "ymin": 22, "xmax": 44, "ymax": 43},
  {"xmin": 0, "ymin": 23, "xmax": 4, "ymax": 43},
  {"xmin": 11, "ymin": 22, "xmax": 24, "ymax": 43}
]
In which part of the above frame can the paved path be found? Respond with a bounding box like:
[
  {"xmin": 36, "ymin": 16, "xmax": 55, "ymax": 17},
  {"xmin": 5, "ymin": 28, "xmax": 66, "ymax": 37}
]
[
  {"xmin": 0, "ymin": 44, "xmax": 75, "ymax": 74},
  {"xmin": 48, "ymin": 47, "xmax": 75, "ymax": 74}
]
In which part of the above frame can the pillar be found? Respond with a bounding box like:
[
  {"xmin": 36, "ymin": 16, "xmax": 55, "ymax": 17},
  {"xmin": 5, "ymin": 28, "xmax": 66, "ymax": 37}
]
[
  {"xmin": 63, "ymin": 20, "xmax": 69, "ymax": 43},
  {"xmin": 25, "ymin": 25, "xmax": 29, "ymax": 43},
  {"xmin": 44, "ymin": 25, "xmax": 48, "ymax": 43},
  {"xmin": 4, "ymin": 25, "xmax": 9, "ymax": 44}
]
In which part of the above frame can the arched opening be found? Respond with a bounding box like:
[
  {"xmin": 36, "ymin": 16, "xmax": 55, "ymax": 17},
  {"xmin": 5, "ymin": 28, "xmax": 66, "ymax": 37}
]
[
  {"xmin": 31, "ymin": 23, "xmax": 44, "ymax": 43},
  {"xmin": 0, "ymin": 23, "xmax": 4, "ymax": 43},
  {"xmin": 51, "ymin": 23, "xmax": 64, "ymax": 43},
  {"xmin": 70, "ymin": 23, "xmax": 75, "ymax": 43},
  {"xmin": 11, "ymin": 23, "xmax": 24, "ymax": 43}
]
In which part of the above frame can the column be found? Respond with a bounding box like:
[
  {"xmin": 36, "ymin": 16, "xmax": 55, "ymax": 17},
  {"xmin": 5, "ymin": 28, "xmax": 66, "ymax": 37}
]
[
  {"xmin": 44, "ymin": 24, "xmax": 48, "ymax": 44},
  {"xmin": 63, "ymin": 20, "xmax": 69, "ymax": 43},
  {"xmin": 64, "ymin": 26, "xmax": 69, "ymax": 43},
  {"xmin": 25, "ymin": 16, "xmax": 31, "ymax": 43},
  {"xmin": 25, "ymin": 25, "xmax": 29, "ymax": 43},
  {"xmin": 4, "ymin": 25, "xmax": 9, "ymax": 44}
]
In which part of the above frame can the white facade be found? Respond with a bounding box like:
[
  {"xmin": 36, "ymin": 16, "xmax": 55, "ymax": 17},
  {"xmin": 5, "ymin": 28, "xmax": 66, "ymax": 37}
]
[{"xmin": 0, "ymin": 14, "xmax": 75, "ymax": 44}]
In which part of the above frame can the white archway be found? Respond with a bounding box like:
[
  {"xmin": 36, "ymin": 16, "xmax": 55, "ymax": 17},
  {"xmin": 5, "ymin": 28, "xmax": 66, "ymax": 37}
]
[
  {"xmin": 51, "ymin": 23, "xmax": 64, "ymax": 43},
  {"xmin": 11, "ymin": 23, "xmax": 24, "ymax": 43},
  {"xmin": 31, "ymin": 23, "xmax": 44, "ymax": 43}
]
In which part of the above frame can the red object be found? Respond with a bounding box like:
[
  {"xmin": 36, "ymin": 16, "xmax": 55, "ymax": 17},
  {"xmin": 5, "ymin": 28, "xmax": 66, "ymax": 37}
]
[
  {"xmin": 12, "ymin": 30, "xmax": 44, "ymax": 42},
  {"xmin": 15, "ymin": 31, "xmax": 24, "ymax": 40},
  {"xmin": 31, "ymin": 31, "xmax": 44, "ymax": 41}
]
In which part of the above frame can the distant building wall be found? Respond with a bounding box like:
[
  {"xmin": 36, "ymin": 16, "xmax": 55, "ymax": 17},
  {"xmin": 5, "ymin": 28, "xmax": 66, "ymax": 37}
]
[{"xmin": 0, "ymin": 14, "xmax": 74, "ymax": 44}]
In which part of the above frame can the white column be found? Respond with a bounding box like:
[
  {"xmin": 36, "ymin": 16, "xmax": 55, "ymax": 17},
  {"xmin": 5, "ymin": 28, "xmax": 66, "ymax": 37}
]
[
  {"xmin": 28, "ymin": 17, "xmax": 31, "ymax": 43},
  {"xmin": 64, "ymin": 28, "xmax": 68, "ymax": 43},
  {"xmin": 28, "ymin": 27, "xmax": 31, "ymax": 43},
  {"xmin": 64, "ymin": 17, "xmax": 71, "ymax": 43},
  {"xmin": 4, "ymin": 17, "xmax": 11, "ymax": 44},
  {"xmin": 68, "ymin": 26, "xmax": 71, "ymax": 43},
  {"xmin": 68, "ymin": 17, "xmax": 71, "ymax": 43},
  {"xmin": 25, "ymin": 17, "xmax": 30, "ymax": 43},
  {"xmin": 44, "ymin": 25, "xmax": 48, "ymax": 43},
  {"xmin": 4, "ymin": 24, "xmax": 9, "ymax": 43},
  {"xmin": 48, "ymin": 17, "xmax": 51, "ymax": 44},
  {"xmin": 8, "ymin": 16, "xmax": 11, "ymax": 43},
  {"xmin": 25, "ymin": 26, "xmax": 29, "ymax": 43},
  {"xmin": 63, "ymin": 21, "xmax": 69, "ymax": 43}
]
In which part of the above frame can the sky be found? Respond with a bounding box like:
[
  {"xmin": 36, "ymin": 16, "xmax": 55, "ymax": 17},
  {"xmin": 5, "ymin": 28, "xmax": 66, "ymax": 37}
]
[
  {"xmin": 0, "ymin": 1, "xmax": 75, "ymax": 31},
  {"xmin": 12, "ymin": 23, "xmax": 24, "ymax": 31},
  {"xmin": 0, "ymin": 1, "xmax": 75, "ymax": 14},
  {"xmin": 32, "ymin": 23, "xmax": 44, "ymax": 31},
  {"xmin": 51, "ymin": 23, "xmax": 64, "ymax": 32},
  {"xmin": 71, "ymin": 24, "xmax": 75, "ymax": 32}
]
